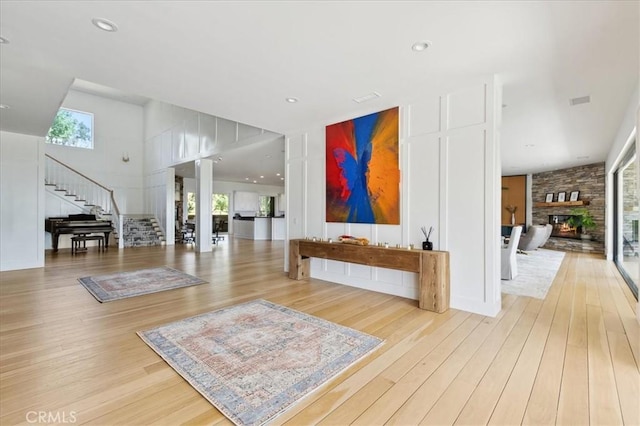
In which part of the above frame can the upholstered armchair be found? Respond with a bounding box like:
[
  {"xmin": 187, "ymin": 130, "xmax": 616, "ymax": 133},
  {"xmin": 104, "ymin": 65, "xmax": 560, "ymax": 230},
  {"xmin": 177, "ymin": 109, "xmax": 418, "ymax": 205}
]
[
  {"xmin": 518, "ymin": 224, "xmax": 553, "ymax": 251},
  {"xmin": 501, "ymin": 226, "xmax": 522, "ymax": 280},
  {"xmin": 518, "ymin": 225, "xmax": 545, "ymax": 251},
  {"xmin": 539, "ymin": 224, "xmax": 553, "ymax": 247}
]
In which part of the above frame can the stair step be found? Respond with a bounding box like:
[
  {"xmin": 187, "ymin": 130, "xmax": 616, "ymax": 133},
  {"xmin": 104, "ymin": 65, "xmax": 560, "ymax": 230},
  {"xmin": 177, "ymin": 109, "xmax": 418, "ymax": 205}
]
[
  {"xmin": 54, "ymin": 189, "xmax": 66, "ymax": 192},
  {"xmin": 65, "ymin": 193, "xmax": 77, "ymax": 197}
]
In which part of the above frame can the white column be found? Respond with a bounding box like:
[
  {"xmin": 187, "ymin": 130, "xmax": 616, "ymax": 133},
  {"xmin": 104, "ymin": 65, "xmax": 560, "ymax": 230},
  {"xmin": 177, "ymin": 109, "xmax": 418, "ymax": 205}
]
[
  {"xmin": 195, "ymin": 158, "xmax": 213, "ymax": 252},
  {"xmin": 164, "ymin": 167, "xmax": 175, "ymax": 245}
]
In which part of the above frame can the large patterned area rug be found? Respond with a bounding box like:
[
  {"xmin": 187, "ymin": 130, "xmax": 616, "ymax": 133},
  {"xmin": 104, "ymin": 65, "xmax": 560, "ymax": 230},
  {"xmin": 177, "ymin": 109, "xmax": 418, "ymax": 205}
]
[
  {"xmin": 78, "ymin": 266, "xmax": 206, "ymax": 302},
  {"xmin": 138, "ymin": 299, "xmax": 384, "ymax": 426},
  {"xmin": 502, "ymin": 248, "xmax": 566, "ymax": 299}
]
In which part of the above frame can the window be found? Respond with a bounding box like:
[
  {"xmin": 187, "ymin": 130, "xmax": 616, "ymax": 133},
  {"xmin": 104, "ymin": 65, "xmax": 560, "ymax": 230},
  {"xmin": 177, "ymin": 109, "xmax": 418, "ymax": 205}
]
[
  {"xmin": 259, "ymin": 195, "xmax": 274, "ymax": 217},
  {"xmin": 46, "ymin": 108, "xmax": 94, "ymax": 149},
  {"xmin": 614, "ymin": 142, "xmax": 638, "ymax": 298},
  {"xmin": 212, "ymin": 194, "xmax": 229, "ymax": 215},
  {"xmin": 187, "ymin": 192, "xmax": 196, "ymax": 218}
]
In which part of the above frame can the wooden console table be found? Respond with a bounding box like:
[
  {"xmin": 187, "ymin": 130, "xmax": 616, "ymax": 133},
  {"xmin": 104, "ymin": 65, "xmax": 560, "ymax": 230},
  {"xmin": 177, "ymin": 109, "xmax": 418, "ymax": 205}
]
[{"xmin": 288, "ymin": 239, "xmax": 450, "ymax": 313}]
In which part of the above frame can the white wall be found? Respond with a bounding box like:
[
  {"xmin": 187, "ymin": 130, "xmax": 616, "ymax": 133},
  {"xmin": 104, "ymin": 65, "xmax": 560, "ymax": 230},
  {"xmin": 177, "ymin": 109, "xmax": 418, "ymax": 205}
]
[
  {"xmin": 143, "ymin": 100, "xmax": 283, "ymax": 245},
  {"xmin": 1, "ymin": 131, "xmax": 45, "ymax": 271},
  {"xmin": 285, "ymin": 75, "xmax": 502, "ymax": 316},
  {"xmin": 45, "ymin": 90, "xmax": 145, "ymax": 214}
]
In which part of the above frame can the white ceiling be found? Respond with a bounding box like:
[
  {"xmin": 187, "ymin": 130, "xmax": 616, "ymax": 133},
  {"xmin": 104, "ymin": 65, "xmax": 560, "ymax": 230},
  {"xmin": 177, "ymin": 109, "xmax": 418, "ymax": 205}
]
[{"xmin": 0, "ymin": 1, "xmax": 638, "ymax": 178}]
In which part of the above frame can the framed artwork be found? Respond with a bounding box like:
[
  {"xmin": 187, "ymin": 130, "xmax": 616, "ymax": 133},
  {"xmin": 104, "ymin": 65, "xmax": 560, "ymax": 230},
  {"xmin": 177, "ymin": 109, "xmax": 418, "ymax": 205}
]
[
  {"xmin": 557, "ymin": 192, "xmax": 566, "ymax": 202},
  {"xmin": 570, "ymin": 191, "xmax": 580, "ymax": 201},
  {"xmin": 326, "ymin": 107, "xmax": 400, "ymax": 224},
  {"xmin": 545, "ymin": 193, "xmax": 553, "ymax": 203}
]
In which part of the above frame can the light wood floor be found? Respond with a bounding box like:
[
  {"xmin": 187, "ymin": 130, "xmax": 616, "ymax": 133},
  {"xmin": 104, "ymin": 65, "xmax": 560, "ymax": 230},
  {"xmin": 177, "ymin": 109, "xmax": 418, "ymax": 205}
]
[{"xmin": 1, "ymin": 239, "xmax": 638, "ymax": 425}]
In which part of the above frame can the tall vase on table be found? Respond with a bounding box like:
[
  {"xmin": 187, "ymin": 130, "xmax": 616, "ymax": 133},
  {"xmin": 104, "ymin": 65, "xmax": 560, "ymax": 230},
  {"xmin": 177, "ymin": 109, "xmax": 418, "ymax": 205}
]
[{"xmin": 506, "ymin": 205, "xmax": 518, "ymax": 226}]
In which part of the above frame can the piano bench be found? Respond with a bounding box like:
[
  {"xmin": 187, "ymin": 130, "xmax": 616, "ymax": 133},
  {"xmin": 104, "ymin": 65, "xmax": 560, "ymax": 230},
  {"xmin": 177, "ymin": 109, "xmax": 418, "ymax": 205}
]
[{"xmin": 71, "ymin": 235, "xmax": 104, "ymax": 254}]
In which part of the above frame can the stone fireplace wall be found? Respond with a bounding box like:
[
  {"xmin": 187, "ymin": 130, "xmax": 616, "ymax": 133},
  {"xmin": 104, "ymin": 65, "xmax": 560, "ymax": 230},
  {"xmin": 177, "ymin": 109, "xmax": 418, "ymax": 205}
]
[{"xmin": 532, "ymin": 162, "xmax": 605, "ymax": 254}]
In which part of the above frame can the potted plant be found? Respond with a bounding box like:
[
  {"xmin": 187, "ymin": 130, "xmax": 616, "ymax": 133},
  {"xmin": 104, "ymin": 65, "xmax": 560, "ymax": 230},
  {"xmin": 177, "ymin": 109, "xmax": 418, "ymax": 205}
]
[{"xmin": 567, "ymin": 207, "xmax": 596, "ymax": 240}]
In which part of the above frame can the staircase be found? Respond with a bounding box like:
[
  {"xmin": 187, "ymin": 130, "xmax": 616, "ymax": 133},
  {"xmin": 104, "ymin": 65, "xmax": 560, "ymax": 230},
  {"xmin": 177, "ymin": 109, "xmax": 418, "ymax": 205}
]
[
  {"xmin": 122, "ymin": 216, "xmax": 165, "ymax": 247},
  {"xmin": 45, "ymin": 154, "xmax": 164, "ymax": 248}
]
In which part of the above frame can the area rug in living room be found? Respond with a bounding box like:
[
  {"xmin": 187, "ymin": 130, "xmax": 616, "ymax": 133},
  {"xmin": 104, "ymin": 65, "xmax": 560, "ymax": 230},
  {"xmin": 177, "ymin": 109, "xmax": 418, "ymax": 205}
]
[
  {"xmin": 78, "ymin": 266, "xmax": 207, "ymax": 302},
  {"xmin": 137, "ymin": 299, "xmax": 384, "ymax": 426},
  {"xmin": 502, "ymin": 248, "xmax": 566, "ymax": 299}
]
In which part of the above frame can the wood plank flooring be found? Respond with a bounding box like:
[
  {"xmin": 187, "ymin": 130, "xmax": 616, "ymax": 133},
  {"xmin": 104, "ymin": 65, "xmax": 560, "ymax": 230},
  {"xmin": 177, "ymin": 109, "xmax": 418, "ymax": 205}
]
[{"xmin": 1, "ymin": 239, "xmax": 638, "ymax": 425}]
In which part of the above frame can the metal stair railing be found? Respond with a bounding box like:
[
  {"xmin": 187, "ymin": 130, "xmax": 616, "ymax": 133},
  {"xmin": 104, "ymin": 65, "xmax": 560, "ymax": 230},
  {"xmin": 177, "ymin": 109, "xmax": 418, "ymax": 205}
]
[{"xmin": 45, "ymin": 154, "xmax": 123, "ymax": 248}]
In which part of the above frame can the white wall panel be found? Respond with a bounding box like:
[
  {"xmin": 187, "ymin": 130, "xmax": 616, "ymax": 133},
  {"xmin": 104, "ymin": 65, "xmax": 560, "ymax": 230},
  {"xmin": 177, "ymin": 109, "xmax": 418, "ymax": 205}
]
[
  {"xmin": 217, "ymin": 118, "xmax": 237, "ymax": 146},
  {"xmin": 161, "ymin": 130, "xmax": 172, "ymax": 169},
  {"xmin": 172, "ymin": 123, "xmax": 185, "ymax": 161},
  {"xmin": 171, "ymin": 105, "xmax": 191, "ymax": 127},
  {"xmin": 409, "ymin": 97, "xmax": 441, "ymax": 136},
  {"xmin": 376, "ymin": 224, "xmax": 403, "ymax": 246},
  {"xmin": 325, "ymin": 259, "xmax": 346, "ymax": 274},
  {"xmin": 200, "ymin": 114, "xmax": 217, "ymax": 154},
  {"xmin": 238, "ymin": 123, "xmax": 261, "ymax": 141},
  {"xmin": 407, "ymin": 133, "xmax": 441, "ymax": 248},
  {"xmin": 447, "ymin": 128, "xmax": 487, "ymax": 303},
  {"xmin": 184, "ymin": 113, "xmax": 200, "ymax": 158},
  {"xmin": 1, "ymin": 132, "xmax": 44, "ymax": 271},
  {"xmin": 447, "ymin": 84, "xmax": 486, "ymax": 130}
]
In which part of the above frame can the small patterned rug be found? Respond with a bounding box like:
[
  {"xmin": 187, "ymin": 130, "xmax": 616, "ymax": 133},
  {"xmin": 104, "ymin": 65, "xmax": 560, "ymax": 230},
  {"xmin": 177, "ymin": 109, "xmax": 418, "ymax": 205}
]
[
  {"xmin": 502, "ymin": 248, "xmax": 566, "ymax": 299},
  {"xmin": 138, "ymin": 299, "xmax": 384, "ymax": 426},
  {"xmin": 78, "ymin": 266, "xmax": 206, "ymax": 302}
]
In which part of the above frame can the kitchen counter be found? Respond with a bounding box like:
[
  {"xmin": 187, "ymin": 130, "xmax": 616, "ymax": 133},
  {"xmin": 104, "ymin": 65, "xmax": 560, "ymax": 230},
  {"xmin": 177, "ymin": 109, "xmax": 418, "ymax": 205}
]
[{"xmin": 233, "ymin": 217, "xmax": 272, "ymax": 240}]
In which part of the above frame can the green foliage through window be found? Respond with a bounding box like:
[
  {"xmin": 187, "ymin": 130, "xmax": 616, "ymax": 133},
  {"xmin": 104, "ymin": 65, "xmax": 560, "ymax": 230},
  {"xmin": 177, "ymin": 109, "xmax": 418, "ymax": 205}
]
[
  {"xmin": 46, "ymin": 108, "xmax": 94, "ymax": 149},
  {"xmin": 187, "ymin": 193, "xmax": 196, "ymax": 216},
  {"xmin": 212, "ymin": 194, "xmax": 229, "ymax": 215}
]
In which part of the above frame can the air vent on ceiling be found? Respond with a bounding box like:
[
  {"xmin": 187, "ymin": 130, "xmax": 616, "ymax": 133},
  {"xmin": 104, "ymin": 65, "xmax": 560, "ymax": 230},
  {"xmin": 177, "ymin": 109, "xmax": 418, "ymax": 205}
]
[
  {"xmin": 353, "ymin": 92, "xmax": 381, "ymax": 103},
  {"xmin": 569, "ymin": 95, "xmax": 591, "ymax": 106}
]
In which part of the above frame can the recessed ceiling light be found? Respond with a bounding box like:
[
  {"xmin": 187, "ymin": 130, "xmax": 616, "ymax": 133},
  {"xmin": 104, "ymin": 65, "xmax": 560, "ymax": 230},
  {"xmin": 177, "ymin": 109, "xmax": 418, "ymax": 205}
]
[
  {"xmin": 245, "ymin": 177, "xmax": 249, "ymax": 181},
  {"xmin": 285, "ymin": 97, "xmax": 298, "ymax": 103},
  {"xmin": 92, "ymin": 18, "xmax": 118, "ymax": 32},
  {"xmin": 0, "ymin": 36, "xmax": 9, "ymax": 44},
  {"xmin": 253, "ymin": 180, "xmax": 257, "ymax": 183},
  {"xmin": 0, "ymin": 104, "xmax": 10, "ymax": 109},
  {"xmin": 276, "ymin": 173, "xmax": 280, "ymax": 176},
  {"xmin": 411, "ymin": 40, "xmax": 431, "ymax": 52},
  {"xmin": 280, "ymin": 177, "xmax": 284, "ymax": 180},
  {"xmin": 260, "ymin": 175, "xmax": 264, "ymax": 179}
]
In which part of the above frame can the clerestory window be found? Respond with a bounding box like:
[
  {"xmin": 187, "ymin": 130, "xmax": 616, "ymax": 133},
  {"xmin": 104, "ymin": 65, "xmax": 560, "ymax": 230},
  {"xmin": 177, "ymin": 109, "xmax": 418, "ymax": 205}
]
[{"xmin": 46, "ymin": 108, "xmax": 94, "ymax": 149}]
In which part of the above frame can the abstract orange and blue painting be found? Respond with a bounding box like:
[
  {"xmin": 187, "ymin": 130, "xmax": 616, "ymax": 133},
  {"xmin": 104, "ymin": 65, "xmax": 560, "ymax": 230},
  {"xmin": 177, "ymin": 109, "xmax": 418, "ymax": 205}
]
[{"xmin": 326, "ymin": 107, "xmax": 399, "ymax": 224}]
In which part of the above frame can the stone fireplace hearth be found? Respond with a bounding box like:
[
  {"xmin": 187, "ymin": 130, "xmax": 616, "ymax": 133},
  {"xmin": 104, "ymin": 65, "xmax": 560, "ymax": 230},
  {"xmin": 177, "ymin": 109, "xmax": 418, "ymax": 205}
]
[
  {"xmin": 549, "ymin": 215, "xmax": 582, "ymax": 239},
  {"xmin": 532, "ymin": 162, "xmax": 605, "ymax": 254}
]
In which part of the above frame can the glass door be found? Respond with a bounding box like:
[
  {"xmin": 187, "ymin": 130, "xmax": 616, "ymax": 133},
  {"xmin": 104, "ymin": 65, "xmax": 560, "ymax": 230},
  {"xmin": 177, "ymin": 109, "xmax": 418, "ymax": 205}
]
[{"xmin": 614, "ymin": 144, "xmax": 638, "ymax": 298}]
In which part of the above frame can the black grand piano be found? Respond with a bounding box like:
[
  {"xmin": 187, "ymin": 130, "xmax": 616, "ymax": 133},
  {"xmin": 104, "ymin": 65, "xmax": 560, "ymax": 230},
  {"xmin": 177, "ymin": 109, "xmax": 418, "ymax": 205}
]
[{"xmin": 45, "ymin": 214, "xmax": 112, "ymax": 252}]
